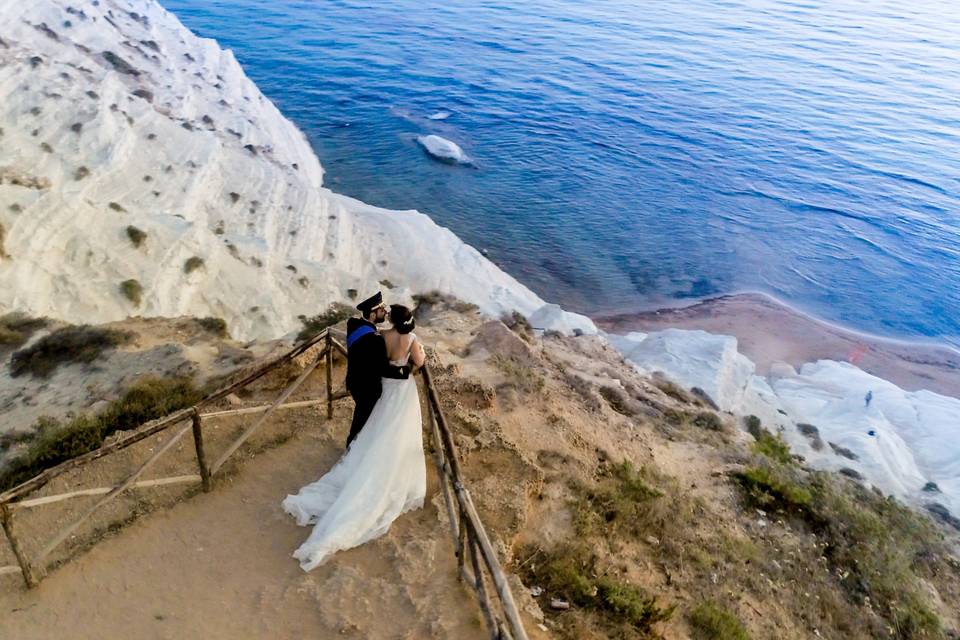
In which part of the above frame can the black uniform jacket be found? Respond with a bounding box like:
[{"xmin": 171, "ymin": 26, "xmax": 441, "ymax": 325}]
[{"xmin": 345, "ymin": 317, "xmax": 387, "ymax": 395}]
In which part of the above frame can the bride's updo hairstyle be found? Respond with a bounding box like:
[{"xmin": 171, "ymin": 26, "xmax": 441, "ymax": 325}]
[{"xmin": 390, "ymin": 304, "xmax": 416, "ymax": 335}]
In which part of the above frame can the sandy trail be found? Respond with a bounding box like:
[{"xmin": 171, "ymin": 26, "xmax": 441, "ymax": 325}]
[{"xmin": 0, "ymin": 407, "xmax": 485, "ymax": 640}]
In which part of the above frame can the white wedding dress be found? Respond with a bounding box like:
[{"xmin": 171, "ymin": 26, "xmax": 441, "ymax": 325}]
[{"xmin": 282, "ymin": 336, "xmax": 426, "ymax": 571}]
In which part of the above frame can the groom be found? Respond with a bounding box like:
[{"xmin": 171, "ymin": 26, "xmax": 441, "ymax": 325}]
[{"xmin": 344, "ymin": 291, "xmax": 388, "ymax": 448}]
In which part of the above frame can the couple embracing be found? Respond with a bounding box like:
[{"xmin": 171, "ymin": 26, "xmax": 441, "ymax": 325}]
[{"xmin": 282, "ymin": 292, "xmax": 427, "ymax": 571}]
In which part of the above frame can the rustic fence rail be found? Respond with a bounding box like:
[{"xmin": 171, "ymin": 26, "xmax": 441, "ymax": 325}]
[{"xmin": 0, "ymin": 326, "xmax": 529, "ymax": 639}]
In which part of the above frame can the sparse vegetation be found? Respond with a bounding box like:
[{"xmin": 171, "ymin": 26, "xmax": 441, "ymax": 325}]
[
  {"xmin": 522, "ymin": 542, "xmax": 674, "ymax": 639},
  {"xmin": 126, "ymin": 225, "xmax": 146, "ymax": 247},
  {"xmin": 491, "ymin": 354, "xmax": 545, "ymax": 394},
  {"xmin": 502, "ymin": 310, "xmax": 534, "ymax": 342},
  {"xmin": 750, "ymin": 424, "xmax": 794, "ymax": 465},
  {"xmin": 651, "ymin": 375, "xmax": 695, "ymax": 404},
  {"xmin": 735, "ymin": 464, "xmax": 812, "ymax": 513},
  {"xmin": 109, "ymin": 201, "xmax": 126, "ymax": 213},
  {"xmin": 573, "ymin": 461, "xmax": 664, "ymax": 539},
  {"xmin": 120, "ymin": 279, "xmax": 143, "ymax": 305},
  {"xmin": 0, "ymin": 376, "xmax": 201, "ymax": 491},
  {"xmin": 40, "ymin": 141, "xmax": 53, "ymax": 153},
  {"xmin": 74, "ymin": 165, "xmax": 90, "ymax": 180},
  {"xmin": 744, "ymin": 414, "xmax": 762, "ymax": 437},
  {"xmin": 296, "ymin": 303, "xmax": 354, "ymax": 341},
  {"xmin": 70, "ymin": 122, "xmax": 83, "ymax": 134},
  {"xmin": 0, "ymin": 313, "xmax": 47, "ymax": 349},
  {"xmin": 412, "ymin": 290, "xmax": 479, "ymax": 317},
  {"xmin": 9, "ymin": 324, "xmax": 132, "ymax": 378},
  {"xmin": 692, "ymin": 410, "xmax": 724, "ymax": 431},
  {"xmin": 689, "ymin": 602, "xmax": 750, "ymax": 640},
  {"xmin": 184, "ymin": 256, "xmax": 204, "ymax": 274},
  {"xmin": 379, "ymin": 279, "xmax": 394, "ymax": 289},
  {"xmin": 797, "ymin": 423, "xmax": 825, "ymax": 450},
  {"xmin": 0, "ymin": 223, "xmax": 7, "ymax": 259},
  {"xmin": 297, "ymin": 276, "xmax": 309, "ymax": 288},
  {"xmin": 195, "ymin": 317, "xmax": 228, "ymax": 338},
  {"xmin": 734, "ymin": 433, "xmax": 948, "ymax": 639}
]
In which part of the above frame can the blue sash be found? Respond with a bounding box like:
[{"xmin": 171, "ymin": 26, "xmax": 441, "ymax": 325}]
[{"xmin": 346, "ymin": 325, "xmax": 376, "ymax": 349}]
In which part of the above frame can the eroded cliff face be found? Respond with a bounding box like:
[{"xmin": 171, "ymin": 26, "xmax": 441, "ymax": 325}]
[{"xmin": 0, "ymin": 0, "xmax": 593, "ymax": 341}]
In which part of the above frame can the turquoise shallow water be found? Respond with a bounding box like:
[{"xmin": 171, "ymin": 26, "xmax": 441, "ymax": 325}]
[{"xmin": 164, "ymin": 0, "xmax": 960, "ymax": 347}]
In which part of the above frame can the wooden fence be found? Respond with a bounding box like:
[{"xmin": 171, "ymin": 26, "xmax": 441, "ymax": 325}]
[{"xmin": 0, "ymin": 326, "xmax": 529, "ymax": 640}]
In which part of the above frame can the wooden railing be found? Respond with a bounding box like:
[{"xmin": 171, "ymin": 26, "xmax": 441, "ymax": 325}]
[
  {"xmin": 0, "ymin": 326, "xmax": 529, "ymax": 639},
  {"xmin": 420, "ymin": 365, "xmax": 530, "ymax": 640},
  {"xmin": 0, "ymin": 328, "xmax": 337, "ymax": 588}
]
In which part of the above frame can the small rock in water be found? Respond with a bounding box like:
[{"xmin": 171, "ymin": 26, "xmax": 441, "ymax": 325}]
[
  {"xmin": 427, "ymin": 111, "xmax": 451, "ymax": 120},
  {"xmin": 550, "ymin": 598, "xmax": 570, "ymax": 610},
  {"xmin": 416, "ymin": 134, "xmax": 472, "ymax": 165}
]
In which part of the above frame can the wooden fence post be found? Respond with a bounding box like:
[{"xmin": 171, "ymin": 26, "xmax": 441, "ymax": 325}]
[
  {"xmin": 0, "ymin": 503, "xmax": 41, "ymax": 588},
  {"xmin": 191, "ymin": 410, "xmax": 211, "ymax": 492},
  {"xmin": 325, "ymin": 332, "xmax": 334, "ymax": 420}
]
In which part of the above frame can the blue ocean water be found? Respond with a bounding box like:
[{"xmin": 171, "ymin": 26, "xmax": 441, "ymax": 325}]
[{"xmin": 164, "ymin": 0, "xmax": 960, "ymax": 347}]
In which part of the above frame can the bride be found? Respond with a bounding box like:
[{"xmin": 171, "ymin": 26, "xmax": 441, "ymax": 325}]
[{"xmin": 282, "ymin": 304, "xmax": 427, "ymax": 571}]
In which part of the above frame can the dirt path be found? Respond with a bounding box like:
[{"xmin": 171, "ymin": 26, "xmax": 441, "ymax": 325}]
[{"xmin": 0, "ymin": 412, "xmax": 486, "ymax": 640}]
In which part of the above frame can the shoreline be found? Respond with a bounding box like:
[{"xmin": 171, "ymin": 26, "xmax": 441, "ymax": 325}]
[{"xmin": 596, "ymin": 292, "xmax": 960, "ymax": 398}]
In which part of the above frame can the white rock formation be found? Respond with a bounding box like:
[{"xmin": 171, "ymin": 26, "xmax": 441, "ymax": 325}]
[
  {"xmin": 416, "ymin": 134, "xmax": 471, "ymax": 165},
  {"xmin": 611, "ymin": 328, "xmax": 960, "ymax": 519},
  {"xmin": 0, "ymin": 0, "xmax": 591, "ymax": 339}
]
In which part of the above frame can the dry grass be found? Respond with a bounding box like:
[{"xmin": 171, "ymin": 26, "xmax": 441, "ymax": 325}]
[
  {"xmin": 296, "ymin": 303, "xmax": 354, "ymax": 342},
  {"xmin": 0, "ymin": 376, "xmax": 201, "ymax": 491}
]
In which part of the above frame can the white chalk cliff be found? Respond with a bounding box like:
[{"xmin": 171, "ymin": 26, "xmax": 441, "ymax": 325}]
[
  {"xmin": 0, "ymin": 0, "xmax": 594, "ymax": 340},
  {"xmin": 612, "ymin": 329, "xmax": 960, "ymax": 522}
]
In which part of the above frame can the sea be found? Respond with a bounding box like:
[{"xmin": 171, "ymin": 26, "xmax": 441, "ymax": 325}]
[{"xmin": 164, "ymin": 0, "xmax": 960, "ymax": 348}]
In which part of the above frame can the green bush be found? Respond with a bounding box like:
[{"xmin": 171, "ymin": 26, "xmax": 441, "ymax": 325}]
[
  {"xmin": 196, "ymin": 317, "xmax": 228, "ymax": 338},
  {"xmin": 9, "ymin": 325, "xmax": 132, "ymax": 378},
  {"xmin": 735, "ymin": 465, "xmax": 812, "ymax": 512},
  {"xmin": 0, "ymin": 376, "xmax": 201, "ymax": 491},
  {"xmin": 120, "ymin": 279, "xmax": 143, "ymax": 305},
  {"xmin": 693, "ymin": 411, "xmax": 724, "ymax": 431},
  {"xmin": 526, "ymin": 543, "xmax": 674, "ymax": 635},
  {"xmin": 751, "ymin": 428, "xmax": 793, "ymax": 465},
  {"xmin": 126, "ymin": 225, "xmax": 147, "ymax": 247},
  {"xmin": 0, "ymin": 313, "xmax": 47, "ymax": 349},
  {"xmin": 297, "ymin": 303, "xmax": 354, "ymax": 342},
  {"xmin": 689, "ymin": 602, "xmax": 750, "ymax": 640},
  {"xmin": 184, "ymin": 256, "xmax": 204, "ymax": 274},
  {"xmin": 743, "ymin": 414, "xmax": 762, "ymax": 438},
  {"xmin": 573, "ymin": 461, "xmax": 664, "ymax": 538}
]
